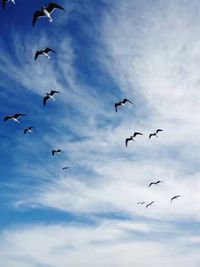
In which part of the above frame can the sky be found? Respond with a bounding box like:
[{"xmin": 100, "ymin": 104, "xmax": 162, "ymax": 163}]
[{"xmin": 0, "ymin": 0, "xmax": 200, "ymax": 266}]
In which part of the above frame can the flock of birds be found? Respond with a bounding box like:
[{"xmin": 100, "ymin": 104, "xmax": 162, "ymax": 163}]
[{"xmin": 2, "ymin": 1, "xmax": 181, "ymax": 211}]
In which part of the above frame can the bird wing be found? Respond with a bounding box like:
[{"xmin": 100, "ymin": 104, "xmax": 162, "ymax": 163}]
[
  {"xmin": 35, "ymin": 51, "xmax": 41, "ymax": 60},
  {"xmin": 50, "ymin": 90, "xmax": 60, "ymax": 95},
  {"xmin": 24, "ymin": 129, "xmax": 27, "ymax": 134},
  {"xmin": 52, "ymin": 150, "xmax": 55, "ymax": 156},
  {"xmin": 156, "ymin": 129, "xmax": 163, "ymax": 134},
  {"xmin": 3, "ymin": 116, "xmax": 11, "ymax": 121},
  {"xmin": 133, "ymin": 132, "xmax": 143, "ymax": 137},
  {"xmin": 44, "ymin": 48, "xmax": 56, "ymax": 53},
  {"xmin": 32, "ymin": 11, "xmax": 45, "ymax": 27},
  {"xmin": 14, "ymin": 113, "xmax": 25, "ymax": 118},
  {"xmin": 149, "ymin": 182, "xmax": 153, "ymax": 187},
  {"xmin": 146, "ymin": 204, "xmax": 150, "ymax": 208},
  {"xmin": 2, "ymin": 0, "xmax": 7, "ymax": 9},
  {"xmin": 43, "ymin": 96, "xmax": 49, "ymax": 106},
  {"xmin": 149, "ymin": 134, "xmax": 153, "ymax": 139},
  {"xmin": 125, "ymin": 137, "xmax": 131, "ymax": 147},
  {"xmin": 114, "ymin": 103, "xmax": 119, "ymax": 112},
  {"xmin": 123, "ymin": 98, "xmax": 133, "ymax": 104},
  {"xmin": 47, "ymin": 2, "xmax": 65, "ymax": 13}
]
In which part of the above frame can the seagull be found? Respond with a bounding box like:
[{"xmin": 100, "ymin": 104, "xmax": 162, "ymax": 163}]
[
  {"xmin": 171, "ymin": 195, "xmax": 181, "ymax": 202},
  {"xmin": 4, "ymin": 113, "xmax": 26, "ymax": 123},
  {"xmin": 149, "ymin": 129, "xmax": 163, "ymax": 139},
  {"xmin": 2, "ymin": 0, "xmax": 15, "ymax": 9},
  {"xmin": 148, "ymin": 180, "xmax": 164, "ymax": 187},
  {"xmin": 137, "ymin": 202, "xmax": 145, "ymax": 205},
  {"xmin": 146, "ymin": 201, "xmax": 155, "ymax": 208},
  {"xmin": 52, "ymin": 149, "xmax": 61, "ymax": 156},
  {"xmin": 32, "ymin": 2, "xmax": 65, "ymax": 27},
  {"xmin": 35, "ymin": 48, "xmax": 55, "ymax": 60},
  {"xmin": 62, "ymin": 166, "xmax": 69, "ymax": 170},
  {"xmin": 24, "ymin": 127, "xmax": 34, "ymax": 134},
  {"xmin": 43, "ymin": 90, "xmax": 60, "ymax": 106},
  {"xmin": 115, "ymin": 98, "xmax": 133, "ymax": 112},
  {"xmin": 125, "ymin": 132, "xmax": 143, "ymax": 147}
]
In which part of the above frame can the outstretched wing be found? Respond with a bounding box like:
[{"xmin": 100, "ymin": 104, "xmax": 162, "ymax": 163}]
[
  {"xmin": 133, "ymin": 132, "xmax": 143, "ymax": 137},
  {"xmin": 14, "ymin": 113, "xmax": 26, "ymax": 118},
  {"xmin": 43, "ymin": 96, "xmax": 49, "ymax": 106},
  {"xmin": 156, "ymin": 129, "xmax": 163, "ymax": 134},
  {"xmin": 35, "ymin": 51, "xmax": 41, "ymax": 60},
  {"xmin": 114, "ymin": 103, "xmax": 119, "ymax": 112},
  {"xmin": 47, "ymin": 2, "xmax": 65, "ymax": 13},
  {"xmin": 32, "ymin": 11, "xmax": 45, "ymax": 27},
  {"xmin": 148, "ymin": 182, "xmax": 154, "ymax": 187},
  {"xmin": 52, "ymin": 150, "xmax": 55, "ymax": 156},
  {"xmin": 3, "ymin": 116, "xmax": 11, "ymax": 121},
  {"xmin": 122, "ymin": 98, "xmax": 133, "ymax": 104},
  {"xmin": 44, "ymin": 47, "xmax": 56, "ymax": 54},
  {"xmin": 50, "ymin": 90, "xmax": 60, "ymax": 95},
  {"xmin": 149, "ymin": 134, "xmax": 153, "ymax": 139},
  {"xmin": 125, "ymin": 137, "xmax": 131, "ymax": 147}
]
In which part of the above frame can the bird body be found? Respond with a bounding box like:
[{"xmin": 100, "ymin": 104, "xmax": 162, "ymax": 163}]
[
  {"xmin": 24, "ymin": 127, "xmax": 34, "ymax": 134},
  {"xmin": 149, "ymin": 129, "xmax": 163, "ymax": 139},
  {"xmin": 148, "ymin": 180, "xmax": 163, "ymax": 187},
  {"xmin": 4, "ymin": 113, "xmax": 26, "ymax": 123},
  {"xmin": 35, "ymin": 48, "xmax": 55, "ymax": 60},
  {"xmin": 43, "ymin": 90, "xmax": 60, "ymax": 106},
  {"xmin": 32, "ymin": 2, "xmax": 65, "ymax": 27},
  {"xmin": 125, "ymin": 132, "xmax": 143, "ymax": 147},
  {"xmin": 115, "ymin": 98, "xmax": 133, "ymax": 112},
  {"xmin": 62, "ymin": 166, "xmax": 69, "ymax": 170},
  {"xmin": 171, "ymin": 195, "xmax": 181, "ymax": 202},
  {"xmin": 52, "ymin": 149, "xmax": 61, "ymax": 156}
]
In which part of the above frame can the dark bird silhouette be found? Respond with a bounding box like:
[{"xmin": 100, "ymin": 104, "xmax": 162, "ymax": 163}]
[
  {"xmin": 146, "ymin": 201, "xmax": 155, "ymax": 208},
  {"xmin": 171, "ymin": 195, "xmax": 181, "ymax": 202},
  {"xmin": 32, "ymin": 2, "xmax": 65, "ymax": 27},
  {"xmin": 148, "ymin": 180, "xmax": 164, "ymax": 187},
  {"xmin": 24, "ymin": 127, "xmax": 34, "ymax": 134},
  {"xmin": 43, "ymin": 90, "xmax": 60, "ymax": 106},
  {"xmin": 52, "ymin": 149, "xmax": 61, "ymax": 156},
  {"xmin": 114, "ymin": 98, "xmax": 133, "ymax": 112},
  {"xmin": 125, "ymin": 132, "xmax": 143, "ymax": 147},
  {"xmin": 35, "ymin": 48, "xmax": 55, "ymax": 60},
  {"xmin": 62, "ymin": 166, "xmax": 69, "ymax": 170},
  {"xmin": 4, "ymin": 113, "xmax": 26, "ymax": 123},
  {"xmin": 137, "ymin": 202, "xmax": 145, "ymax": 205},
  {"xmin": 149, "ymin": 129, "xmax": 163, "ymax": 139},
  {"xmin": 2, "ymin": 0, "xmax": 15, "ymax": 9}
]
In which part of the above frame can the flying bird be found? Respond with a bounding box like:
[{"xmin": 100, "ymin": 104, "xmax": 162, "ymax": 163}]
[
  {"xmin": 114, "ymin": 98, "xmax": 133, "ymax": 112},
  {"xmin": 125, "ymin": 132, "xmax": 143, "ymax": 147},
  {"xmin": 35, "ymin": 48, "xmax": 55, "ymax": 60},
  {"xmin": 171, "ymin": 195, "xmax": 181, "ymax": 202},
  {"xmin": 2, "ymin": 0, "xmax": 15, "ymax": 9},
  {"xmin": 137, "ymin": 202, "xmax": 145, "ymax": 205},
  {"xmin": 146, "ymin": 201, "xmax": 155, "ymax": 208},
  {"xmin": 4, "ymin": 113, "xmax": 26, "ymax": 123},
  {"xmin": 32, "ymin": 2, "xmax": 65, "ymax": 27},
  {"xmin": 148, "ymin": 180, "xmax": 164, "ymax": 187},
  {"xmin": 52, "ymin": 149, "xmax": 61, "ymax": 156},
  {"xmin": 24, "ymin": 127, "xmax": 34, "ymax": 134},
  {"xmin": 43, "ymin": 90, "xmax": 60, "ymax": 106},
  {"xmin": 149, "ymin": 129, "xmax": 163, "ymax": 139},
  {"xmin": 62, "ymin": 166, "xmax": 69, "ymax": 170}
]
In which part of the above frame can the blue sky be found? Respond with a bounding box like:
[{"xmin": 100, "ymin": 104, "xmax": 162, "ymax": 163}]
[{"xmin": 0, "ymin": 0, "xmax": 200, "ymax": 266}]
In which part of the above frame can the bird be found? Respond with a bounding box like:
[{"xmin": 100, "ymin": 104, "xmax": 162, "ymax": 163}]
[
  {"xmin": 171, "ymin": 195, "xmax": 181, "ymax": 202},
  {"xmin": 4, "ymin": 113, "xmax": 26, "ymax": 123},
  {"xmin": 114, "ymin": 98, "xmax": 133, "ymax": 112},
  {"xmin": 148, "ymin": 180, "xmax": 164, "ymax": 187},
  {"xmin": 146, "ymin": 201, "xmax": 155, "ymax": 208},
  {"xmin": 52, "ymin": 149, "xmax": 61, "ymax": 156},
  {"xmin": 35, "ymin": 48, "xmax": 55, "ymax": 60},
  {"xmin": 43, "ymin": 90, "xmax": 60, "ymax": 106},
  {"xmin": 62, "ymin": 166, "xmax": 69, "ymax": 170},
  {"xmin": 2, "ymin": 0, "xmax": 15, "ymax": 9},
  {"xmin": 125, "ymin": 132, "xmax": 143, "ymax": 147},
  {"xmin": 24, "ymin": 127, "xmax": 34, "ymax": 134},
  {"xmin": 32, "ymin": 2, "xmax": 65, "ymax": 27},
  {"xmin": 137, "ymin": 202, "xmax": 145, "ymax": 205},
  {"xmin": 149, "ymin": 129, "xmax": 163, "ymax": 139}
]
